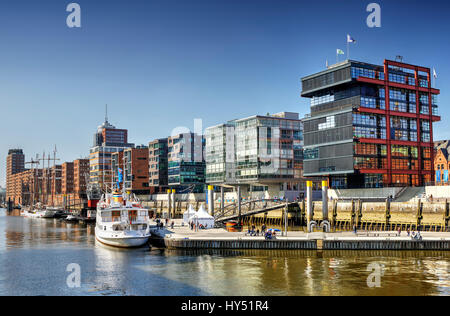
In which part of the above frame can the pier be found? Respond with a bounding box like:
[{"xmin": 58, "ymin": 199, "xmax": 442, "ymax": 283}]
[{"xmin": 150, "ymin": 220, "xmax": 450, "ymax": 251}]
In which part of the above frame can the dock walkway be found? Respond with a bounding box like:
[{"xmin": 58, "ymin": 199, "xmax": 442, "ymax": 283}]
[{"xmin": 149, "ymin": 219, "xmax": 450, "ymax": 251}]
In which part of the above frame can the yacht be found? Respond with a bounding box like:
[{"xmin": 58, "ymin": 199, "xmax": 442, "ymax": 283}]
[
  {"xmin": 95, "ymin": 191, "xmax": 151, "ymax": 248},
  {"xmin": 21, "ymin": 203, "xmax": 48, "ymax": 218},
  {"xmin": 36, "ymin": 208, "xmax": 57, "ymax": 218}
]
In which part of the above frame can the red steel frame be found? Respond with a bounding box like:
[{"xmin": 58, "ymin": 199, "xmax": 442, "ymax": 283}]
[{"xmin": 355, "ymin": 59, "xmax": 440, "ymax": 186}]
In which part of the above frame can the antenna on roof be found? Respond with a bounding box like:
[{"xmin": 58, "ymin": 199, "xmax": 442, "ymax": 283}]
[
  {"xmin": 395, "ymin": 55, "xmax": 403, "ymax": 63},
  {"xmin": 105, "ymin": 104, "xmax": 108, "ymax": 123}
]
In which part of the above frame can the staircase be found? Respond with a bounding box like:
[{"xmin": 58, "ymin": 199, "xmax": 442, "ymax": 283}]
[{"xmin": 394, "ymin": 187, "xmax": 426, "ymax": 202}]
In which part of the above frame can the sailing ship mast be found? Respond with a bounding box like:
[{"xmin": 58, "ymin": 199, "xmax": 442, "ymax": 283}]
[
  {"xmin": 50, "ymin": 145, "xmax": 60, "ymax": 207},
  {"xmin": 25, "ymin": 154, "xmax": 40, "ymax": 207}
]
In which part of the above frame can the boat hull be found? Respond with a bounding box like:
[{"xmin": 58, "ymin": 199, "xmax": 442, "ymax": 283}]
[{"xmin": 95, "ymin": 227, "xmax": 150, "ymax": 248}]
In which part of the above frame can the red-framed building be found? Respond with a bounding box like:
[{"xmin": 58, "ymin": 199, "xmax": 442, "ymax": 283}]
[{"xmin": 301, "ymin": 59, "xmax": 440, "ymax": 188}]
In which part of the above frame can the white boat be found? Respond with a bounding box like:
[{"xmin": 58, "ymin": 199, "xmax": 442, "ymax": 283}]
[
  {"xmin": 21, "ymin": 203, "xmax": 46, "ymax": 218},
  {"xmin": 65, "ymin": 214, "xmax": 79, "ymax": 222},
  {"xmin": 36, "ymin": 209, "xmax": 56, "ymax": 218},
  {"xmin": 95, "ymin": 191, "xmax": 151, "ymax": 248},
  {"xmin": 21, "ymin": 209, "xmax": 36, "ymax": 217}
]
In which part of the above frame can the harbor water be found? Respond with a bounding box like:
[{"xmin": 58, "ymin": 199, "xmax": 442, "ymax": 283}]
[{"xmin": 0, "ymin": 209, "xmax": 448, "ymax": 296}]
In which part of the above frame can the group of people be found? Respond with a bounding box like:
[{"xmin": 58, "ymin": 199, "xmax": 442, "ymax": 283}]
[
  {"xmin": 189, "ymin": 221, "xmax": 208, "ymax": 231},
  {"xmin": 154, "ymin": 217, "xmax": 175, "ymax": 230},
  {"xmin": 247, "ymin": 224, "xmax": 260, "ymax": 236},
  {"xmin": 397, "ymin": 227, "xmax": 423, "ymax": 239},
  {"xmin": 246, "ymin": 224, "xmax": 276, "ymax": 240}
]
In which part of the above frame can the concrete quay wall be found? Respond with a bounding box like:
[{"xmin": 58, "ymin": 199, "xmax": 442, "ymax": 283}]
[{"xmin": 162, "ymin": 237, "xmax": 450, "ymax": 251}]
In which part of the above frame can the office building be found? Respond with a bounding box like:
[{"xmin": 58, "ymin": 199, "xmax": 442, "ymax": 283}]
[
  {"xmin": 301, "ymin": 59, "xmax": 440, "ymax": 188},
  {"xmin": 89, "ymin": 114, "xmax": 134, "ymax": 191}
]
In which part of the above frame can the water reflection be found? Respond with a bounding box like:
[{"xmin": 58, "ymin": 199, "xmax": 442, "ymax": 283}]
[{"xmin": 0, "ymin": 210, "xmax": 449, "ymax": 296}]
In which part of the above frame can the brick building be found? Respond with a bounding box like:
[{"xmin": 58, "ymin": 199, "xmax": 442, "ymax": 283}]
[
  {"xmin": 6, "ymin": 149, "xmax": 90, "ymax": 207},
  {"xmin": 112, "ymin": 146, "xmax": 150, "ymax": 194},
  {"xmin": 6, "ymin": 149, "xmax": 25, "ymax": 202},
  {"xmin": 62, "ymin": 162, "xmax": 74, "ymax": 195},
  {"xmin": 74, "ymin": 159, "xmax": 90, "ymax": 196},
  {"xmin": 434, "ymin": 140, "xmax": 450, "ymax": 185}
]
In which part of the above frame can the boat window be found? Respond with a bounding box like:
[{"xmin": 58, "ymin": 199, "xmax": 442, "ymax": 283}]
[{"xmin": 113, "ymin": 225, "xmax": 124, "ymax": 231}]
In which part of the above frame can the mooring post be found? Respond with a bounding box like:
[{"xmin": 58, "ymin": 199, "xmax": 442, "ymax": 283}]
[
  {"xmin": 208, "ymin": 185, "xmax": 214, "ymax": 216},
  {"xmin": 321, "ymin": 180, "xmax": 330, "ymax": 232},
  {"xmin": 167, "ymin": 189, "xmax": 172, "ymax": 220},
  {"xmin": 238, "ymin": 186, "xmax": 242, "ymax": 225},
  {"xmin": 445, "ymin": 199, "xmax": 450, "ymax": 230},
  {"xmin": 386, "ymin": 198, "xmax": 391, "ymax": 230},
  {"xmin": 220, "ymin": 186, "xmax": 224, "ymax": 214},
  {"xmin": 307, "ymin": 181, "xmax": 313, "ymax": 232},
  {"xmin": 356, "ymin": 199, "xmax": 362, "ymax": 229},
  {"xmin": 284, "ymin": 201, "xmax": 288, "ymax": 236},
  {"xmin": 350, "ymin": 199, "xmax": 355, "ymax": 230},
  {"xmin": 322, "ymin": 181, "xmax": 328, "ymax": 221},
  {"xmin": 172, "ymin": 189, "xmax": 176, "ymax": 219},
  {"xmin": 416, "ymin": 199, "xmax": 422, "ymax": 230}
]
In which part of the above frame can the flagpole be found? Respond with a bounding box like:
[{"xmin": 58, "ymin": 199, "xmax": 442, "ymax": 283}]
[
  {"xmin": 347, "ymin": 41, "xmax": 349, "ymax": 60},
  {"xmin": 433, "ymin": 68, "xmax": 436, "ymax": 88}
]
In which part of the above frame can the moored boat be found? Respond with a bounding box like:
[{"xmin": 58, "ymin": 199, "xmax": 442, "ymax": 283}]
[{"xmin": 95, "ymin": 191, "xmax": 151, "ymax": 248}]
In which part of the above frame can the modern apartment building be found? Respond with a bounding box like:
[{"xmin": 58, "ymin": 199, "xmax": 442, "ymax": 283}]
[
  {"xmin": 205, "ymin": 112, "xmax": 304, "ymax": 196},
  {"xmin": 148, "ymin": 138, "xmax": 169, "ymax": 193},
  {"xmin": 111, "ymin": 146, "xmax": 150, "ymax": 194},
  {"xmin": 89, "ymin": 115, "xmax": 134, "ymax": 191},
  {"xmin": 301, "ymin": 59, "xmax": 440, "ymax": 188},
  {"xmin": 168, "ymin": 133, "xmax": 205, "ymax": 193}
]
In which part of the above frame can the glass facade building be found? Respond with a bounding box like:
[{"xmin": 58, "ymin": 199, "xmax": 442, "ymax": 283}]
[
  {"xmin": 148, "ymin": 138, "xmax": 169, "ymax": 193},
  {"xmin": 167, "ymin": 133, "xmax": 206, "ymax": 193},
  {"xmin": 205, "ymin": 112, "xmax": 304, "ymax": 186},
  {"xmin": 205, "ymin": 123, "xmax": 236, "ymax": 184},
  {"xmin": 301, "ymin": 59, "xmax": 440, "ymax": 188}
]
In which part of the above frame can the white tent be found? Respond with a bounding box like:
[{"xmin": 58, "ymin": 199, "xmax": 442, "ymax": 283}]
[
  {"xmin": 188, "ymin": 205, "xmax": 215, "ymax": 229},
  {"xmin": 183, "ymin": 204, "xmax": 197, "ymax": 224}
]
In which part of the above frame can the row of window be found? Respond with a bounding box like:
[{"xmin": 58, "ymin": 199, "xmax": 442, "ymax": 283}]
[
  {"xmin": 361, "ymin": 96, "xmax": 385, "ymax": 110},
  {"xmin": 353, "ymin": 113, "xmax": 386, "ymax": 127},
  {"xmin": 306, "ymin": 143, "xmax": 432, "ymax": 161},
  {"xmin": 354, "ymin": 126, "xmax": 386, "ymax": 139}
]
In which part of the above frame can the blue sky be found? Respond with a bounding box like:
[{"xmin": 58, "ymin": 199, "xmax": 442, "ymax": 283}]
[{"xmin": 1, "ymin": 0, "xmax": 450, "ymax": 185}]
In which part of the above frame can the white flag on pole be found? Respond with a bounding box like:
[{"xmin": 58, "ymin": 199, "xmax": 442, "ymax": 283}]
[
  {"xmin": 433, "ymin": 68, "xmax": 438, "ymax": 79},
  {"xmin": 347, "ymin": 34, "xmax": 356, "ymax": 43}
]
